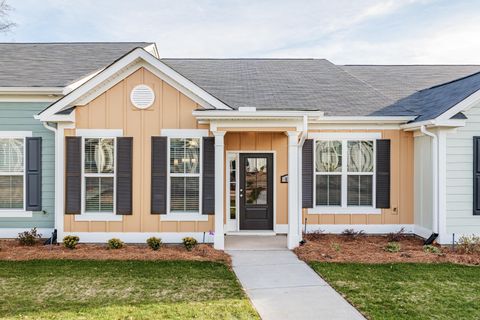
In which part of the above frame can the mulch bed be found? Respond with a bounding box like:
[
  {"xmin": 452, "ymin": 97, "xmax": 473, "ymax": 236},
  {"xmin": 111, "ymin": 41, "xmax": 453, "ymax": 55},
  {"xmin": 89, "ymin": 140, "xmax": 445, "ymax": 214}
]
[
  {"xmin": 294, "ymin": 234, "xmax": 480, "ymax": 265},
  {"xmin": 0, "ymin": 240, "xmax": 230, "ymax": 264}
]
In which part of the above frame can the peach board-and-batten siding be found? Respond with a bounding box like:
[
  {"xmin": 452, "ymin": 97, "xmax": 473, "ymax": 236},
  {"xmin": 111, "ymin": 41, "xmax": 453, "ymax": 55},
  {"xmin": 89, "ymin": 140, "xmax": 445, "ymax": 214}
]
[
  {"xmin": 64, "ymin": 67, "xmax": 213, "ymax": 233},
  {"xmin": 303, "ymin": 129, "xmax": 414, "ymax": 225}
]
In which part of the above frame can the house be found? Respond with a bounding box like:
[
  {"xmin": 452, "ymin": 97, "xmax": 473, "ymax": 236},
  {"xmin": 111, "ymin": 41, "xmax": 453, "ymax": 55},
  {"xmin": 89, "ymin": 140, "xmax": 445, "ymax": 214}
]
[{"xmin": 2, "ymin": 43, "xmax": 480, "ymax": 249}]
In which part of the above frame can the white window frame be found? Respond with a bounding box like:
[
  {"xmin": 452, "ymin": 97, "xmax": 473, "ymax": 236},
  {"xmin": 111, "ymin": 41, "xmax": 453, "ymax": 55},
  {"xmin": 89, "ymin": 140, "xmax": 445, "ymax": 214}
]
[
  {"xmin": 0, "ymin": 131, "xmax": 32, "ymax": 218},
  {"xmin": 308, "ymin": 132, "xmax": 381, "ymax": 214},
  {"xmin": 161, "ymin": 129, "xmax": 209, "ymax": 221},
  {"xmin": 75, "ymin": 129, "xmax": 122, "ymax": 222}
]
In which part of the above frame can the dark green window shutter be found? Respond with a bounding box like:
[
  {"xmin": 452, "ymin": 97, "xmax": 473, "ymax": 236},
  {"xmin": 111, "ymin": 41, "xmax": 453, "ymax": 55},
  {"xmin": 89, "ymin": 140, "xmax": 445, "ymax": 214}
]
[
  {"xmin": 202, "ymin": 137, "xmax": 215, "ymax": 215},
  {"xmin": 25, "ymin": 137, "xmax": 42, "ymax": 211},
  {"xmin": 116, "ymin": 137, "xmax": 133, "ymax": 215},
  {"xmin": 151, "ymin": 136, "xmax": 167, "ymax": 214},
  {"xmin": 65, "ymin": 137, "xmax": 81, "ymax": 214},
  {"xmin": 376, "ymin": 139, "xmax": 391, "ymax": 209},
  {"xmin": 302, "ymin": 139, "xmax": 314, "ymax": 208},
  {"xmin": 473, "ymin": 137, "xmax": 480, "ymax": 215}
]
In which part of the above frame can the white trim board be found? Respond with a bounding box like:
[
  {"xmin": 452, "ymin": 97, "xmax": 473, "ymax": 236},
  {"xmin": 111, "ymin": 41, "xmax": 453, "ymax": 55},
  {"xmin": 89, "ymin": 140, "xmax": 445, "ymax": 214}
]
[
  {"xmin": 62, "ymin": 232, "xmax": 214, "ymax": 244},
  {"xmin": 304, "ymin": 224, "xmax": 415, "ymax": 234},
  {"xmin": 0, "ymin": 228, "xmax": 54, "ymax": 239}
]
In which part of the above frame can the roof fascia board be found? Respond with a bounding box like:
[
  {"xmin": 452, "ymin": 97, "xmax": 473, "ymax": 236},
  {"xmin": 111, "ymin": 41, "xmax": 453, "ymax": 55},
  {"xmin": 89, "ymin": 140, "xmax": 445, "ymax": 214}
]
[
  {"xmin": 0, "ymin": 95, "xmax": 60, "ymax": 102},
  {"xmin": 34, "ymin": 112, "xmax": 74, "ymax": 122},
  {"xmin": 0, "ymin": 87, "xmax": 64, "ymax": 95},
  {"xmin": 401, "ymin": 119, "xmax": 466, "ymax": 131},
  {"xmin": 311, "ymin": 116, "xmax": 415, "ymax": 124},
  {"xmin": 436, "ymin": 88, "xmax": 480, "ymax": 121},
  {"xmin": 38, "ymin": 48, "xmax": 231, "ymax": 121},
  {"xmin": 192, "ymin": 110, "xmax": 324, "ymax": 120}
]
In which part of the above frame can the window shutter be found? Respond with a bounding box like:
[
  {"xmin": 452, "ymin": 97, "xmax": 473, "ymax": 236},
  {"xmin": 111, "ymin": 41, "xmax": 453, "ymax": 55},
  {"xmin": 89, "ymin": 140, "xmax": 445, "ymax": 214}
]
[
  {"xmin": 116, "ymin": 137, "xmax": 133, "ymax": 215},
  {"xmin": 202, "ymin": 137, "xmax": 215, "ymax": 214},
  {"xmin": 473, "ymin": 137, "xmax": 480, "ymax": 215},
  {"xmin": 65, "ymin": 137, "xmax": 81, "ymax": 214},
  {"xmin": 302, "ymin": 139, "xmax": 314, "ymax": 208},
  {"xmin": 376, "ymin": 139, "xmax": 391, "ymax": 209},
  {"xmin": 151, "ymin": 136, "xmax": 167, "ymax": 214},
  {"xmin": 25, "ymin": 137, "xmax": 42, "ymax": 211}
]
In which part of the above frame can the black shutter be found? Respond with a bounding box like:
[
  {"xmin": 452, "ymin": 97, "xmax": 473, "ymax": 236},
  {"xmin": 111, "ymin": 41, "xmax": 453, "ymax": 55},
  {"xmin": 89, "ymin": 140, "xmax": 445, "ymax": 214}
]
[
  {"xmin": 473, "ymin": 137, "xmax": 480, "ymax": 215},
  {"xmin": 376, "ymin": 139, "xmax": 391, "ymax": 209},
  {"xmin": 202, "ymin": 137, "xmax": 215, "ymax": 214},
  {"xmin": 302, "ymin": 139, "xmax": 314, "ymax": 208},
  {"xmin": 65, "ymin": 137, "xmax": 81, "ymax": 214},
  {"xmin": 151, "ymin": 136, "xmax": 167, "ymax": 214},
  {"xmin": 116, "ymin": 137, "xmax": 133, "ymax": 215},
  {"xmin": 25, "ymin": 137, "xmax": 42, "ymax": 211}
]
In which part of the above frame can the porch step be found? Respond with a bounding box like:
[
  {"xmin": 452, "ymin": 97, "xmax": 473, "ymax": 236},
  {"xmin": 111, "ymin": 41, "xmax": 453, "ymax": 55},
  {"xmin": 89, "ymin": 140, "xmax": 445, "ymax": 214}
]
[{"xmin": 225, "ymin": 235, "xmax": 287, "ymax": 250}]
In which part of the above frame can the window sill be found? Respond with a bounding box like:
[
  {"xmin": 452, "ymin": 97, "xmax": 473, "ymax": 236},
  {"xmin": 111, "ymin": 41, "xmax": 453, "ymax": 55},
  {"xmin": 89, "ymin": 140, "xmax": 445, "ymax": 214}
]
[
  {"xmin": 0, "ymin": 211, "xmax": 32, "ymax": 218},
  {"xmin": 74, "ymin": 213, "xmax": 123, "ymax": 221},
  {"xmin": 161, "ymin": 212, "xmax": 209, "ymax": 221},
  {"xmin": 308, "ymin": 207, "xmax": 381, "ymax": 215}
]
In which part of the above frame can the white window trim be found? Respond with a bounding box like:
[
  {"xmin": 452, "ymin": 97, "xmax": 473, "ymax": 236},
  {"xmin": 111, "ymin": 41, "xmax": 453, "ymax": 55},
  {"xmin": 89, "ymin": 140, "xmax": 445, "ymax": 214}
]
[
  {"xmin": 75, "ymin": 129, "xmax": 123, "ymax": 222},
  {"xmin": 161, "ymin": 129, "xmax": 209, "ymax": 221},
  {"xmin": 308, "ymin": 132, "xmax": 381, "ymax": 215},
  {"xmin": 0, "ymin": 131, "xmax": 32, "ymax": 217},
  {"xmin": 225, "ymin": 152, "xmax": 239, "ymax": 231}
]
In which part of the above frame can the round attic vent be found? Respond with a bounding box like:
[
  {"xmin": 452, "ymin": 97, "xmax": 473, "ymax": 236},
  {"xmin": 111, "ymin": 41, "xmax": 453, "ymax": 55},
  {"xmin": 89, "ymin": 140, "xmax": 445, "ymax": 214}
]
[{"xmin": 130, "ymin": 85, "xmax": 155, "ymax": 109}]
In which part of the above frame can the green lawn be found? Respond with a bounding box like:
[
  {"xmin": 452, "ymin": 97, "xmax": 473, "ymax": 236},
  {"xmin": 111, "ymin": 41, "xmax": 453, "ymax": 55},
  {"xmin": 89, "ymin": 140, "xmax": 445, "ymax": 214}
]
[
  {"xmin": 0, "ymin": 260, "xmax": 258, "ymax": 320},
  {"xmin": 310, "ymin": 262, "xmax": 480, "ymax": 320}
]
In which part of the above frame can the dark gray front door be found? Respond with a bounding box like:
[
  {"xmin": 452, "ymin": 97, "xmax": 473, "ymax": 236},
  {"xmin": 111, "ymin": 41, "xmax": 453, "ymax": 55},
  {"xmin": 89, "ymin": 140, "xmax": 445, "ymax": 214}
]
[{"xmin": 239, "ymin": 153, "xmax": 274, "ymax": 230}]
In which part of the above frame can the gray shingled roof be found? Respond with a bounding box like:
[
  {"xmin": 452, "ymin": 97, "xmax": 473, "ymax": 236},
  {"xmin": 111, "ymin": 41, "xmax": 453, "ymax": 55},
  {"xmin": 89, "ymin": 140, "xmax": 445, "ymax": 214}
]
[
  {"xmin": 0, "ymin": 42, "xmax": 153, "ymax": 87},
  {"xmin": 341, "ymin": 65, "xmax": 480, "ymax": 101},
  {"xmin": 372, "ymin": 71, "xmax": 480, "ymax": 122},
  {"xmin": 161, "ymin": 59, "xmax": 393, "ymax": 115}
]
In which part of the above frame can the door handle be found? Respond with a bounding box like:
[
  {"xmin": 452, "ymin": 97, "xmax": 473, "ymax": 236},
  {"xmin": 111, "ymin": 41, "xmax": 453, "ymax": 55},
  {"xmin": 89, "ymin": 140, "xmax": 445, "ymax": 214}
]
[{"xmin": 240, "ymin": 188, "xmax": 243, "ymax": 197}]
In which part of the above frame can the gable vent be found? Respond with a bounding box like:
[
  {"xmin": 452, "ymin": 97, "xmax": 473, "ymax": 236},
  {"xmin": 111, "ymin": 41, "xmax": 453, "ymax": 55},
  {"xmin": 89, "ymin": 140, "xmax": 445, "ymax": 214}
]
[{"xmin": 130, "ymin": 84, "xmax": 155, "ymax": 109}]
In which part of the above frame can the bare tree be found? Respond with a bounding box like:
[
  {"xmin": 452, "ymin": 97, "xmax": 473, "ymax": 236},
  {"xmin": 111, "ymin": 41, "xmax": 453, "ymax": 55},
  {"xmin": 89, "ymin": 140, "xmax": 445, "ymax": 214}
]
[{"xmin": 0, "ymin": 0, "xmax": 15, "ymax": 33}]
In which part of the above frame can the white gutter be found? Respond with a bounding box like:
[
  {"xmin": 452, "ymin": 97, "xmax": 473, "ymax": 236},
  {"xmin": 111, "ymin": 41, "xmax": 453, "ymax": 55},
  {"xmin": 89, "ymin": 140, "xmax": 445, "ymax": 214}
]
[
  {"xmin": 401, "ymin": 119, "xmax": 466, "ymax": 130},
  {"xmin": 192, "ymin": 110, "xmax": 324, "ymax": 120},
  {"xmin": 420, "ymin": 125, "xmax": 439, "ymax": 234},
  {"xmin": 311, "ymin": 116, "xmax": 415, "ymax": 124},
  {"xmin": 0, "ymin": 87, "xmax": 64, "ymax": 95}
]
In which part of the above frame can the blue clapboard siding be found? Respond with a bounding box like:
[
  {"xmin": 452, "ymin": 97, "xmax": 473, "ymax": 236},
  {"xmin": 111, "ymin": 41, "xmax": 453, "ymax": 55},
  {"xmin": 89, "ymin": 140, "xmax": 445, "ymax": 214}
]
[{"xmin": 0, "ymin": 102, "xmax": 55, "ymax": 229}]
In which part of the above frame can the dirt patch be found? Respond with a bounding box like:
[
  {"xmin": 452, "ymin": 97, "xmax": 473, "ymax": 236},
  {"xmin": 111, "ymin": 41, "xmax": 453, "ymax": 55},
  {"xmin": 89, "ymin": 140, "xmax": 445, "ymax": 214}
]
[
  {"xmin": 294, "ymin": 234, "xmax": 480, "ymax": 265},
  {"xmin": 0, "ymin": 240, "xmax": 230, "ymax": 264}
]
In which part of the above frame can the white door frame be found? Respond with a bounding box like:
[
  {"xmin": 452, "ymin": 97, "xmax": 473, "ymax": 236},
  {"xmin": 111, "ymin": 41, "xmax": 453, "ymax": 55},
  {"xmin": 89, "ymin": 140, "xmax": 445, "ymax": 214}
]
[{"xmin": 225, "ymin": 150, "xmax": 276, "ymax": 233}]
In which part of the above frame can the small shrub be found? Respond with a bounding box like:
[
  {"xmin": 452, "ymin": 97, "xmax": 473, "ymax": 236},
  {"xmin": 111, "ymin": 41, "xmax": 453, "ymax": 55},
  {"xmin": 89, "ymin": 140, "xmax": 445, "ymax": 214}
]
[
  {"xmin": 304, "ymin": 230, "xmax": 324, "ymax": 241},
  {"xmin": 17, "ymin": 227, "xmax": 42, "ymax": 246},
  {"xmin": 331, "ymin": 242, "xmax": 341, "ymax": 252},
  {"xmin": 107, "ymin": 238, "xmax": 124, "ymax": 250},
  {"xmin": 182, "ymin": 237, "xmax": 198, "ymax": 251},
  {"xmin": 384, "ymin": 242, "xmax": 401, "ymax": 253},
  {"xmin": 423, "ymin": 244, "xmax": 441, "ymax": 254},
  {"xmin": 387, "ymin": 227, "xmax": 405, "ymax": 242},
  {"xmin": 146, "ymin": 237, "xmax": 162, "ymax": 250},
  {"xmin": 63, "ymin": 235, "xmax": 79, "ymax": 249},
  {"xmin": 457, "ymin": 235, "xmax": 480, "ymax": 254},
  {"xmin": 341, "ymin": 228, "xmax": 365, "ymax": 241}
]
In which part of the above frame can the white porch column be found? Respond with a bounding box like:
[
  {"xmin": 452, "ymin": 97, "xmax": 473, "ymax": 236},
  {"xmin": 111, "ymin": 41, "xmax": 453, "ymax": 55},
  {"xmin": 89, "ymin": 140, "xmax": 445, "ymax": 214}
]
[
  {"xmin": 287, "ymin": 131, "xmax": 301, "ymax": 249},
  {"xmin": 213, "ymin": 131, "xmax": 226, "ymax": 250}
]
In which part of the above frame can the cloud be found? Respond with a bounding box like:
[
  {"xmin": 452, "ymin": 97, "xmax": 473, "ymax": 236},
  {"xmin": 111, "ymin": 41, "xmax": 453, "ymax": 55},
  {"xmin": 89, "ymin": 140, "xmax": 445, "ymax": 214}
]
[{"xmin": 3, "ymin": 0, "xmax": 480, "ymax": 63}]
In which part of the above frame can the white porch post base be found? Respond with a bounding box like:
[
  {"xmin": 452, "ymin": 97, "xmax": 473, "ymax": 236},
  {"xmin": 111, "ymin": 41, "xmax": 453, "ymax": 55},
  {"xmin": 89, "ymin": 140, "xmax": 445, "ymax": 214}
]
[
  {"xmin": 287, "ymin": 131, "xmax": 301, "ymax": 249},
  {"xmin": 213, "ymin": 131, "xmax": 226, "ymax": 250}
]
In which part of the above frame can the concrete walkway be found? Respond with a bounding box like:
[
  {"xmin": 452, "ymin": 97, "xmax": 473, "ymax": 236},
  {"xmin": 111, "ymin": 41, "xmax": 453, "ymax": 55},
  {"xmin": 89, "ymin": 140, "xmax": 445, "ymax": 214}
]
[{"xmin": 227, "ymin": 237, "xmax": 365, "ymax": 320}]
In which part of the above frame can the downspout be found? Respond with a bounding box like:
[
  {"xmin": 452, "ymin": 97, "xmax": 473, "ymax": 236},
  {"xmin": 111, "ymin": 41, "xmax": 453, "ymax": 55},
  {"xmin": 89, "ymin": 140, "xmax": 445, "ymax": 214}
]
[
  {"xmin": 42, "ymin": 122, "xmax": 58, "ymax": 244},
  {"xmin": 420, "ymin": 125, "xmax": 440, "ymax": 241}
]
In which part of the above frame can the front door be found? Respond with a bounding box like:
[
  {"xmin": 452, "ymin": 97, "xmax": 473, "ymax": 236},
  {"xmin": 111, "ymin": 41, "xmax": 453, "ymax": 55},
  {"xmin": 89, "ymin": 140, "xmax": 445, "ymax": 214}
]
[{"xmin": 239, "ymin": 153, "xmax": 274, "ymax": 230}]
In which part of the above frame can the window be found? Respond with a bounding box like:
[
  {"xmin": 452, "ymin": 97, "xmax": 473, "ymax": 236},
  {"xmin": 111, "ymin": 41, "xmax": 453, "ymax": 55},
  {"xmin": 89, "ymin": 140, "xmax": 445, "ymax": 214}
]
[
  {"xmin": 169, "ymin": 137, "xmax": 200, "ymax": 213},
  {"xmin": 314, "ymin": 135, "xmax": 376, "ymax": 211},
  {"xmin": 228, "ymin": 154, "xmax": 238, "ymax": 220},
  {"xmin": 0, "ymin": 138, "xmax": 24, "ymax": 210},
  {"xmin": 83, "ymin": 138, "xmax": 115, "ymax": 213}
]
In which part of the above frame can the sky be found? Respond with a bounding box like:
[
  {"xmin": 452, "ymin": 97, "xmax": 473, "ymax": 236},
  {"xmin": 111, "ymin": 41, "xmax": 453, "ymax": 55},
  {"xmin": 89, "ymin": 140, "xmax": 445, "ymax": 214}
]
[{"xmin": 2, "ymin": 0, "xmax": 480, "ymax": 64}]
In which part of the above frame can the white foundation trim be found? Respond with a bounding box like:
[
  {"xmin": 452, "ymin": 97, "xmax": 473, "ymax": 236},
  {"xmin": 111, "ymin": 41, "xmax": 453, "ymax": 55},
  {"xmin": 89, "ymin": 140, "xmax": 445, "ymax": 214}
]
[
  {"xmin": 62, "ymin": 232, "xmax": 214, "ymax": 244},
  {"xmin": 414, "ymin": 225, "xmax": 433, "ymax": 239},
  {"xmin": 0, "ymin": 228, "xmax": 55, "ymax": 239},
  {"xmin": 304, "ymin": 224, "xmax": 415, "ymax": 234},
  {"xmin": 275, "ymin": 224, "xmax": 288, "ymax": 234}
]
